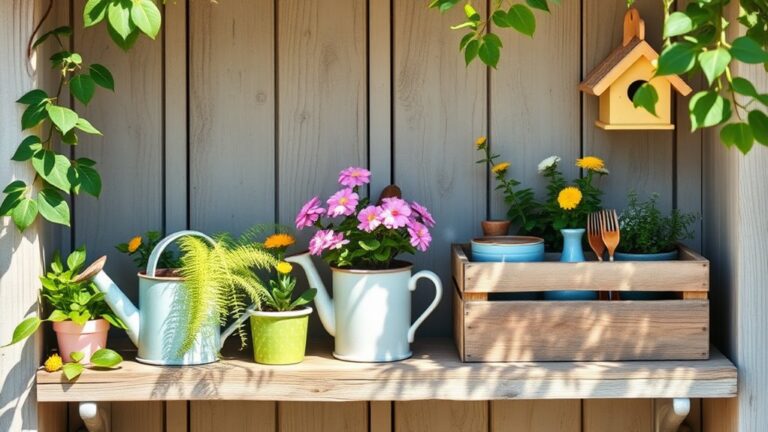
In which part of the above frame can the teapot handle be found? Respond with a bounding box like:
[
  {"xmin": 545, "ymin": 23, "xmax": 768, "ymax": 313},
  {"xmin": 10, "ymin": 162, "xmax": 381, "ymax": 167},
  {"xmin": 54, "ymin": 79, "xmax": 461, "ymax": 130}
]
[
  {"xmin": 146, "ymin": 230, "xmax": 215, "ymax": 277},
  {"xmin": 407, "ymin": 270, "xmax": 443, "ymax": 343}
]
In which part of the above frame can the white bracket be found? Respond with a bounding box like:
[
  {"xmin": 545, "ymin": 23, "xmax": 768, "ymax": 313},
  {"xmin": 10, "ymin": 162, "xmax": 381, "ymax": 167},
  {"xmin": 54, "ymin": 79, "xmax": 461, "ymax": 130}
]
[
  {"xmin": 654, "ymin": 398, "xmax": 691, "ymax": 432},
  {"xmin": 79, "ymin": 401, "xmax": 111, "ymax": 432}
]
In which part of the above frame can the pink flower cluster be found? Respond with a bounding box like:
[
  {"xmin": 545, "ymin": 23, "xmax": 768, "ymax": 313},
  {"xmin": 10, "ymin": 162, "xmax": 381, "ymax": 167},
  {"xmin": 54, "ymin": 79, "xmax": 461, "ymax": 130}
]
[{"xmin": 295, "ymin": 166, "xmax": 436, "ymax": 256}]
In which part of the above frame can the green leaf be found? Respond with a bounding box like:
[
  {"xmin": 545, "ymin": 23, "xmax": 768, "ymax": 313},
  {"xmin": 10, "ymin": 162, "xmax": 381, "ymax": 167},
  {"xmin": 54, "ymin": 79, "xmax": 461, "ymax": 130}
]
[
  {"xmin": 748, "ymin": 110, "xmax": 768, "ymax": 146},
  {"xmin": 11, "ymin": 135, "xmax": 43, "ymax": 161},
  {"xmin": 107, "ymin": 22, "xmax": 139, "ymax": 51},
  {"xmin": 526, "ymin": 0, "xmax": 549, "ymax": 12},
  {"xmin": 3, "ymin": 180, "xmax": 27, "ymax": 194},
  {"xmin": 70, "ymin": 351, "xmax": 85, "ymax": 363},
  {"xmin": 632, "ymin": 83, "xmax": 659, "ymax": 116},
  {"xmin": 459, "ymin": 33, "xmax": 474, "ymax": 51},
  {"xmin": 730, "ymin": 36, "xmax": 768, "ymax": 64},
  {"xmin": 478, "ymin": 38, "xmax": 500, "ymax": 68},
  {"xmin": 75, "ymin": 118, "xmax": 102, "ymax": 135},
  {"xmin": 37, "ymin": 187, "xmax": 71, "ymax": 226},
  {"xmin": 108, "ymin": 0, "xmax": 135, "ymax": 40},
  {"xmin": 506, "ymin": 4, "xmax": 536, "ymax": 37},
  {"xmin": 2, "ymin": 316, "xmax": 41, "ymax": 347},
  {"xmin": 698, "ymin": 47, "xmax": 731, "ymax": 86},
  {"xmin": 664, "ymin": 12, "xmax": 693, "ymax": 38},
  {"xmin": 12, "ymin": 198, "xmax": 38, "ymax": 231},
  {"xmin": 84, "ymin": 0, "xmax": 109, "ymax": 27},
  {"xmin": 32, "ymin": 150, "xmax": 72, "ymax": 193},
  {"xmin": 45, "ymin": 105, "xmax": 79, "ymax": 134},
  {"xmin": 90, "ymin": 348, "xmax": 123, "ymax": 368},
  {"xmin": 464, "ymin": 39, "xmax": 479, "ymax": 65},
  {"xmin": 289, "ymin": 288, "xmax": 317, "ymax": 309},
  {"xmin": 89, "ymin": 64, "xmax": 115, "ymax": 91},
  {"xmin": 47, "ymin": 310, "xmax": 69, "ymax": 322},
  {"xmin": 463, "ymin": 4, "xmax": 479, "ymax": 21},
  {"xmin": 32, "ymin": 26, "xmax": 72, "ymax": 49},
  {"xmin": 62, "ymin": 363, "xmax": 84, "ymax": 380},
  {"xmin": 689, "ymin": 91, "xmax": 732, "ymax": 131},
  {"xmin": 62, "ymin": 130, "xmax": 79, "ymax": 145},
  {"xmin": 131, "ymin": 0, "xmax": 162, "ymax": 39},
  {"xmin": 731, "ymin": 77, "xmax": 759, "ymax": 97},
  {"xmin": 359, "ymin": 239, "xmax": 381, "ymax": 251},
  {"xmin": 657, "ymin": 42, "xmax": 697, "ymax": 76},
  {"xmin": 21, "ymin": 101, "xmax": 49, "ymax": 130},
  {"xmin": 17, "ymin": 89, "xmax": 48, "ymax": 105},
  {"xmin": 69, "ymin": 75, "xmax": 96, "ymax": 105},
  {"xmin": 0, "ymin": 190, "xmax": 24, "ymax": 217},
  {"xmin": 720, "ymin": 122, "xmax": 754, "ymax": 154},
  {"xmin": 72, "ymin": 163, "xmax": 102, "ymax": 197}
]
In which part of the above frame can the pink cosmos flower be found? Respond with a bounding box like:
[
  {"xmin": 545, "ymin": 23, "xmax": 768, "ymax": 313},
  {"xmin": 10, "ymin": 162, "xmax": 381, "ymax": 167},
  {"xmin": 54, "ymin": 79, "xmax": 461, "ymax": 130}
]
[
  {"xmin": 379, "ymin": 197, "xmax": 412, "ymax": 229},
  {"xmin": 308, "ymin": 229, "xmax": 350, "ymax": 256},
  {"xmin": 295, "ymin": 196, "xmax": 325, "ymax": 229},
  {"xmin": 338, "ymin": 166, "xmax": 371, "ymax": 188},
  {"xmin": 357, "ymin": 205, "xmax": 382, "ymax": 232},
  {"xmin": 328, "ymin": 231, "xmax": 350, "ymax": 250},
  {"xmin": 326, "ymin": 188, "xmax": 359, "ymax": 217},
  {"xmin": 408, "ymin": 221, "xmax": 432, "ymax": 252},
  {"xmin": 410, "ymin": 201, "xmax": 435, "ymax": 227}
]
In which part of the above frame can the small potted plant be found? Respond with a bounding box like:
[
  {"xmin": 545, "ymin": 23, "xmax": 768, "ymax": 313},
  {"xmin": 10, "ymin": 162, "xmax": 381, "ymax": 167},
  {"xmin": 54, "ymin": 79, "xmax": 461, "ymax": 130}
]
[
  {"xmin": 617, "ymin": 191, "xmax": 698, "ymax": 261},
  {"xmin": 3, "ymin": 246, "xmax": 126, "ymax": 364},
  {"xmin": 116, "ymin": 230, "xmax": 181, "ymax": 270}
]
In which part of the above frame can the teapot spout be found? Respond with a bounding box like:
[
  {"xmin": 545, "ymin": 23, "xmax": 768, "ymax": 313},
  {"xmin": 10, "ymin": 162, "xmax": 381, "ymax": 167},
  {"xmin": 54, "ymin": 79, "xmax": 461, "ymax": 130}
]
[
  {"xmin": 286, "ymin": 252, "xmax": 335, "ymax": 336},
  {"xmin": 77, "ymin": 256, "xmax": 141, "ymax": 346}
]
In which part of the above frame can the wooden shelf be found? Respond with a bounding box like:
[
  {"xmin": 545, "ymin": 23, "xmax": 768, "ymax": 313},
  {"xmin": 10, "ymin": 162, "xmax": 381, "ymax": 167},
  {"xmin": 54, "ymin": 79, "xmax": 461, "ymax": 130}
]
[{"xmin": 36, "ymin": 339, "xmax": 736, "ymax": 402}]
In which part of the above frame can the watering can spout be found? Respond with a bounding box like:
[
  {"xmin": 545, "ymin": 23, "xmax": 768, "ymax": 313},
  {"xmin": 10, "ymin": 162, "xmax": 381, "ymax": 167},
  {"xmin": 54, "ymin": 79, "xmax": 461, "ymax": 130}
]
[
  {"xmin": 75, "ymin": 256, "xmax": 141, "ymax": 347},
  {"xmin": 286, "ymin": 252, "xmax": 335, "ymax": 336}
]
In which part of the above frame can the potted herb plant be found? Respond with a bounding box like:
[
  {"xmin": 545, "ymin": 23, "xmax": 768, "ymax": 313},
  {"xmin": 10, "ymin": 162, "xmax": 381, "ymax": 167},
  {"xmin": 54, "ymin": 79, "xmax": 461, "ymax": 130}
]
[
  {"xmin": 116, "ymin": 230, "xmax": 181, "ymax": 270},
  {"xmin": 286, "ymin": 167, "xmax": 443, "ymax": 362},
  {"xmin": 3, "ymin": 246, "xmax": 126, "ymax": 363}
]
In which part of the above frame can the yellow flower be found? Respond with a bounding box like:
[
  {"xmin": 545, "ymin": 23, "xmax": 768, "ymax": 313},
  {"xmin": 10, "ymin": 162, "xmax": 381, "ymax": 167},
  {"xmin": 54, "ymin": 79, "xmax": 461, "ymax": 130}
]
[
  {"xmin": 276, "ymin": 262, "xmax": 293, "ymax": 274},
  {"xmin": 576, "ymin": 156, "xmax": 606, "ymax": 172},
  {"xmin": 557, "ymin": 187, "xmax": 582, "ymax": 210},
  {"xmin": 264, "ymin": 233, "xmax": 295, "ymax": 249},
  {"xmin": 475, "ymin": 136, "xmax": 487, "ymax": 149},
  {"xmin": 127, "ymin": 236, "xmax": 142, "ymax": 253},
  {"xmin": 44, "ymin": 354, "xmax": 63, "ymax": 372},
  {"xmin": 492, "ymin": 162, "xmax": 510, "ymax": 174}
]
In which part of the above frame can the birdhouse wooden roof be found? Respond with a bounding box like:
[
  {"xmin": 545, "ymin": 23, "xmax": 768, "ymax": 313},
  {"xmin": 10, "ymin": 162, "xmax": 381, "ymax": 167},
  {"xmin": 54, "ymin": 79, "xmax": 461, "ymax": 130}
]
[{"xmin": 579, "ymin": 9, "xmax": 692, "ymax": 97}]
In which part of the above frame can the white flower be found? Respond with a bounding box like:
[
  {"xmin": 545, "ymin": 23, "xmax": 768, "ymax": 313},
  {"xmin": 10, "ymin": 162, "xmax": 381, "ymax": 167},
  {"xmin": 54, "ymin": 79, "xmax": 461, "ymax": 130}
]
[{"xmin": 538, "ymin": 155, "xmax": 561, "ymax": 173}]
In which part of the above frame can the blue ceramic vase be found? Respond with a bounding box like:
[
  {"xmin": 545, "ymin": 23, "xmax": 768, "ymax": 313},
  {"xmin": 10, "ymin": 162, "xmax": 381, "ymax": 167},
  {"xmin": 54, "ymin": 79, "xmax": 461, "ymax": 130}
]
[
  {"xmin": 615, "ymin": 250, "xmax": 678, "ymax": 300},
  {"xmin": 544, "ymin": 228, "xmax": 597, "ymax": 301}
]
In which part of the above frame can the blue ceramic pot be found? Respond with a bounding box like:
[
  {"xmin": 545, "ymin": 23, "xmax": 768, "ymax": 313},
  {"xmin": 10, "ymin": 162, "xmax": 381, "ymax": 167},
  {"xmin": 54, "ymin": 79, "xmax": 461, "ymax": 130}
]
[
  {"xmin": 615, "ymin": 250, "xmax": 678, "ymax": 300},
  {"xmin": 544, "ymin": 228, "xmax": 597, "ymax": 301},
  {"xmin": 470, "ymin": 236, "xmax": 545, "ymax": 263}
]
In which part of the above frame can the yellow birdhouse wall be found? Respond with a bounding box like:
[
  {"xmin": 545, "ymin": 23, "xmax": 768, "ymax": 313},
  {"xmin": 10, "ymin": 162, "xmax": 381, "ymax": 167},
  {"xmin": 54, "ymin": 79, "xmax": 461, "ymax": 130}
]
[{"xmin": 597, "ymin": 57, "xmax": 673, "ymax": 130}]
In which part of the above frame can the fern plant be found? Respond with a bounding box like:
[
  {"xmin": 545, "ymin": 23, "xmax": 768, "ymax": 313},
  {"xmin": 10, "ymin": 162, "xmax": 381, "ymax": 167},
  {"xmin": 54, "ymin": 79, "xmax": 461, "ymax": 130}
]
[{"xmin": 177, "ymin": 232, "xmax": 277, "ymax": 353}]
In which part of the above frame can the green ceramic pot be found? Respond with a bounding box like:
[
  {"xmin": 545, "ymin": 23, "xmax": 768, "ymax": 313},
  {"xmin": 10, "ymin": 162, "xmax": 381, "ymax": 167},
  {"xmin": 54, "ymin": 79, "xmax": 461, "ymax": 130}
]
[{"xmin": 249, "ymin": 307, "xmax": 312, "ymax": 365}]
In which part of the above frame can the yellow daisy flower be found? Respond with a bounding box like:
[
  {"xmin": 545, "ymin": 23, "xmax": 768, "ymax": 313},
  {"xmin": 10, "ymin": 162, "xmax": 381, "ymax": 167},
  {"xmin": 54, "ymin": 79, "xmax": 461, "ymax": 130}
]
[
  {"xmin": 276, "ymin": 262, "xmax": 293, "ymax": 274},
  {"xmin": 127, "ymin": 236, "xmax": 142, "ymax": 253},
  {"xmin": 576, "ymin": 156, "xmax": 605, "ymax": 172},
  {"xmin": 557, "ymin": 187, "xmax": 582, "ymax": 210},
  {"xmin": 492, "ymin": 162, "xmax": 510, "ymax": 174},
  {"xmin": 475, "ymin": 136, "xmax": 487, "ymax": 150},
  {"xmin": 264, "ymin": 233, "xmax": 296, "ymax": 249},
  {"xmin": 44, "ymin": 354, "xmax": 63, "ymax": 372}
]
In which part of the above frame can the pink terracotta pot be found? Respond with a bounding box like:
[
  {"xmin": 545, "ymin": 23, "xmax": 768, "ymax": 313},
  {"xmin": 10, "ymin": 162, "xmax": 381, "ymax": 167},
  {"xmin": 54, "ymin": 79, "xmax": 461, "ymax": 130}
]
[{"xmin": 53, "ymin": 319, "xmax": 110, "ymax": 363}]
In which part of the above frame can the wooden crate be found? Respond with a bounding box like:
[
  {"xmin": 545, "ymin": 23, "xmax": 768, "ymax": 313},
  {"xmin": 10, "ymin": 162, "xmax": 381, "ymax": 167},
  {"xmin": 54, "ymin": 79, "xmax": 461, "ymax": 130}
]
[{"xmin": 452, "ymin": 244, "xmax": 710, "ymax": 362}]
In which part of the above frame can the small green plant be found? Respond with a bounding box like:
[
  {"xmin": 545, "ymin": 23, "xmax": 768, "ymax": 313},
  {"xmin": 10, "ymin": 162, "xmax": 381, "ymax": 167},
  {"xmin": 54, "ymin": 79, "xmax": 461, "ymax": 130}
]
[
  {"xmin": 264, "ymin": 262, "xmax": 317, "ymax": 312},
  {"xmin": 176, "ymin": 230, "xmax": 278, "ymax": 352},
  {"xmin": 116, "ymin": 231, "xmax": 181, "ymax": 270},
  {"xmin": 3, "ymin": 246, "xmax": 126, "ymax": 347},
  {"xmin": 43, "ymin": 349, "xmax": 123, "ymax": 381},
  {"xmin": 618, "ymin": 192, "xmax": 698, "ymax": 254}
]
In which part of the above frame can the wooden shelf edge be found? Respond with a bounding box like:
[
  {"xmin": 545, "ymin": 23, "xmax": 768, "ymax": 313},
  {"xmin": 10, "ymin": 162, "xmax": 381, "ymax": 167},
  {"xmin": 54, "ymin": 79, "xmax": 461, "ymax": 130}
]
[{"xmin": 36, "ymin": 339, "xmax": 737, "ymax": 402}]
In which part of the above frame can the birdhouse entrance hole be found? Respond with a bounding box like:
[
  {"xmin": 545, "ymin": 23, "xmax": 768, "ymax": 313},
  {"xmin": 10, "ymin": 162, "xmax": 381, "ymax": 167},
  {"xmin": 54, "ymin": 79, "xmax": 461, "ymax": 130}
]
[{"xmin": 627, "ymin": 80, "xmax": 648, "ymax": 100}]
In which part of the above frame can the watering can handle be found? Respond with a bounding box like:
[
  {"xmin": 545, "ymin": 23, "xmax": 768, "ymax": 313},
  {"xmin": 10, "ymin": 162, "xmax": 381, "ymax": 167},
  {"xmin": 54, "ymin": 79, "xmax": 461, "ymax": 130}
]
[
  {"xmin": 407, "ymin": 270, "xmax": 443, "ymax": 343},
  {"xmin": 146, "ymin": 230, "xmax": 215, "ymax": 277}
]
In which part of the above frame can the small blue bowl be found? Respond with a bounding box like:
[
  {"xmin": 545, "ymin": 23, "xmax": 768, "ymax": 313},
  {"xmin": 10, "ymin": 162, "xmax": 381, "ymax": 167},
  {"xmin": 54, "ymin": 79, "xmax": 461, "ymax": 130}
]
[{"xmin": 470, "ymin": 236, "xmax": 545, "ymax": 263}]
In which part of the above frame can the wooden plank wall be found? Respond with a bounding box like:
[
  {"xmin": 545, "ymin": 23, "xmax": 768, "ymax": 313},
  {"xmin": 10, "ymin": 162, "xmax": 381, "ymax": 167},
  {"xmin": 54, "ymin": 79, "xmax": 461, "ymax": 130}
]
[{"xmin": 41, "ymin": 0, "xmax": 708, "ymax": 430}]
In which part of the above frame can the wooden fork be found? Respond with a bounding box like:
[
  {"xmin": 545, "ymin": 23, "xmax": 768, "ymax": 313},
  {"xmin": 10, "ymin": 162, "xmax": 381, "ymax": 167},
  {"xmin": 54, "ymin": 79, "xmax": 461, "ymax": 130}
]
[
  {"xmin": 600, "ymin": 209, "xmax": 621, "ymax": 262},
  {"xmin": 587, "ymin": 212, "xmax": 605, "ymax": 262}
]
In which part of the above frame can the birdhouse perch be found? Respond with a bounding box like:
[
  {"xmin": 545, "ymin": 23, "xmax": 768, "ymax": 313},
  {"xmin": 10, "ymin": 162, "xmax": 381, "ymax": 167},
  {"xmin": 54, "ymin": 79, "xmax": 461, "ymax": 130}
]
[{"xmin": 579, "ymin": 8, "xmax": 693, "ymax": 131}]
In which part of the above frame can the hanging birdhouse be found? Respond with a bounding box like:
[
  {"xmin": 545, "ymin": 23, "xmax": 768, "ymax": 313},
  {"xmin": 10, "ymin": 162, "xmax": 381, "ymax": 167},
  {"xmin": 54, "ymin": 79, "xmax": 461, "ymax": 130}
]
[{"xmin": 579, "ymin": 8, "xmax": 692, "ymax": 130}]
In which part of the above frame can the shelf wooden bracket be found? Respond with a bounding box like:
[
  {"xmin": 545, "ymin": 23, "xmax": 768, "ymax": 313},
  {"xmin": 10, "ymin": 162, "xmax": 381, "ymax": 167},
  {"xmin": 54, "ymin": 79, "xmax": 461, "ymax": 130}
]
[
  {"xmin": 79, "ymin": 401, "xmax": 111, "ymax": 432},
  {"xmin": 654, "ymin": 398, "xmax": 691, "ymax": 432}
]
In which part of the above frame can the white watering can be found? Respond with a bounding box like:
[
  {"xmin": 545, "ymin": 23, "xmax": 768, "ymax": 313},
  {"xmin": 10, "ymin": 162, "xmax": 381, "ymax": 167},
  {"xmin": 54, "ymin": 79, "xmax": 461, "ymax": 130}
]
[
  {"xmin": 286, "ymin": 252, "xmax": 442, "ymax": 362},
  {"xmin": 77, "ymin": 231, "xmax": 247, "ymax": 365}
]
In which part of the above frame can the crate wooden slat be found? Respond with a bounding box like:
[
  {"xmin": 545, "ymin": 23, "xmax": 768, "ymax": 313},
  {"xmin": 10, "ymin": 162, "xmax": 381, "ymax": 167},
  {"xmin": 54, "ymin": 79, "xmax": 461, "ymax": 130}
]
[
  {"xmin": 35, "ymin": 339, "xmax": 736, "ymax": 402},
  {"xmin": 452, "ymin": 244, "xmax": 710, "ymax": 362}
]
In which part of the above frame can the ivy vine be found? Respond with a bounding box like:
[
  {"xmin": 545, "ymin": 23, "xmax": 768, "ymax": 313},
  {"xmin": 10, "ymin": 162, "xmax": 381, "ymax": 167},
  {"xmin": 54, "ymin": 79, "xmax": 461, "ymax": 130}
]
[{"xmin": 1, "ymin": 0, "xmax": 163, "ymax": 232}]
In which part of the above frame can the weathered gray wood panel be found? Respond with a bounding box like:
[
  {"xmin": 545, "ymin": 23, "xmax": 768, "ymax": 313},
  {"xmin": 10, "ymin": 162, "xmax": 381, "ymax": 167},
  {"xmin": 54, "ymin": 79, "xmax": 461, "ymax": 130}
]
[{"xmin": 393, "ymin": 0, "xmax": 486, "ymax": 335}]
